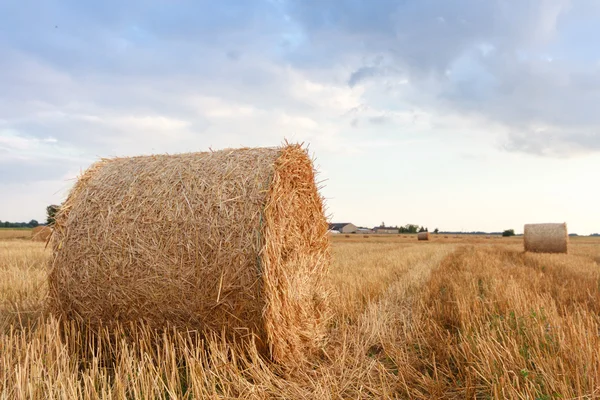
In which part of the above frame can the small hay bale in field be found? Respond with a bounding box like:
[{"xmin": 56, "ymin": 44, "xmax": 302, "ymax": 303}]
[
  {"xmin": 31, "ymin": 226, "xmax": 52, "ymax": 242},
  {"xmin": 363, "ymin": 235, "xmax": 370, "ymax": 239},
  {"xmin": 524, "ymin": 223, "xmax": 568, "ymax": 254},
  {"xmin": 49, "ymin": 144, "xmax": 330, "ymax": 365},
  {"xmin": 345, "ymin": 235, "xmax": 350, "ymax": 238},
  {"xmin": 418, "ymin": 232, "xmax": 430, "ymax": 241}
]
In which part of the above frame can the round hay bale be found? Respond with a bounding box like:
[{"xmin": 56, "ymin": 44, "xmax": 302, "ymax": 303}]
[
  {"xmin": 363, "ymin": 235, "xmax": 370, "ymax": 239},
  {"xmin": 31, "ymin": 226, "xmax": 52, "ymax": 242},
  {"xmin": 417, "ymin": 232, "xmax": 430, "ymax": 241},
  {"xmin": 524, "ymin": 223, "xmax": 568, "ymax": 253},
  {"xmin": 345, "ymin": 235, "xmax": 350, "ymax": 238},
  {"xmin": 49, "ymin": 144, "xmax": 330, "ymax": 364}
]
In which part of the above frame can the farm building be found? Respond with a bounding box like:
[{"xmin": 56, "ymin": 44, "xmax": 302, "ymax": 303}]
[
  {"xmin": 373, "ymin": 226, "xmax": 399, "ymax": 234},
  {"xmin": 328, "ymin": 223, "xmax": 358, "ymax": 234}
]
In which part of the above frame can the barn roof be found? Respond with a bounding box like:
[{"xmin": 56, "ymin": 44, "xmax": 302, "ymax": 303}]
[{"xmin": 329, "ymin": 223, "xmax": 354, "ymax": 231}]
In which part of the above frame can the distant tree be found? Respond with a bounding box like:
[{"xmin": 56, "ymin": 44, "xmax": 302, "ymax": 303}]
[
  {"xmin": 28, "ymin": 220, "xmax": 39, "ymax": 227},
  {"xmin": 46, "ymin": 205, "xmax": 60, "ymax": 226},
  {"xmin": 418, "ymin": 226, "xmax": 426, "ymax": 233},
  {"xmin": 425, "ymin": 227, "xmax": 429, "ymax": 232},
  {"xmin": 433, "ymin": 228, "xmax": 439, "ymax": 234},
  {"xmin": 502, "ymin": 229, "xmax": 515, "ymax": 237}
]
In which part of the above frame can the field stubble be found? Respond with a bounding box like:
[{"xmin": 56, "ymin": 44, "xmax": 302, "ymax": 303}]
[{"xmin": 1, "ymin": 234, "xmax": 600, "ymax": 398}]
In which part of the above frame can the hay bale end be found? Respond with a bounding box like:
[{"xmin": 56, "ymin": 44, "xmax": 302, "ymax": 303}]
[
  {"xmin": 418, "ymin": 232, "xmax": 430, "ymax": 241},
  {"xmin": 524, "ymin": 223, "xmax": 568, "ymax": 253}
]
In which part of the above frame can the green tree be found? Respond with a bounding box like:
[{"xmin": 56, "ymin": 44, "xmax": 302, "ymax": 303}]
[
  {"xmin": 46, "ymin": 204, "xmax": 60, "ymax": 226},
  {"xmin": 398, "ymin": 224, "xmax": 420, "ymax": 233},
  {"xmin": 502, "ymin": 229, "xmax": 515, "ymax": 237},
  {"xmin": 434, "ymin": 228, "xmax": 439, "ymax": 234},
  {"xmin": 28, "ymin": 219, "xmax": 39, "ymax": 227}
]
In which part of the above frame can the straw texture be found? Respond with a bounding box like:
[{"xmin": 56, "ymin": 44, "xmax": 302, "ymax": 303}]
[
  {"xmin": 524, "ymin": 223, "xmax": 568, "ymax": 253},
  {"xmin": 418, "ymin": 232, "xmax": 430, "ymax": 241},
  {"xmin": 31, "ymin": 226, "xmax": 52, "ymax": 242},
  {"xmin": 48, "ymin": 144, "xmax": 330, "ymax": 364}
]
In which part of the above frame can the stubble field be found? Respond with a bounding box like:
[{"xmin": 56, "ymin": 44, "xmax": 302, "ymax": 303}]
[{"xmin": 1, "ymin": 231, "xmax": 600, "ymax": 399}]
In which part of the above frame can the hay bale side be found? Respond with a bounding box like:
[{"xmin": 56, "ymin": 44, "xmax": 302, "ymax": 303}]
[
  {"xmin": 417, "ymin": 232, "xmax": 430, "ymax": 241},
  {"xmin": 524, "ymin": 223, "xmax": 568, "ymax": 253},
  {"xmin": 49, "ymin": 144, "xmax": 330, "ymax": 365},
  {"xmin": 31, "ymin": 226, "xmax": 52, "ymax": 242}
]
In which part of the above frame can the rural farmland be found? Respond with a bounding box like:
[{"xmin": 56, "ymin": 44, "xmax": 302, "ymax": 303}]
[
  {"xmin": 3, "ymin": 1, "xmax": 600, "ymax": 399},
  {"xmin": 1, "ymin": 230, "xmax": 600, "ymax": 398}
]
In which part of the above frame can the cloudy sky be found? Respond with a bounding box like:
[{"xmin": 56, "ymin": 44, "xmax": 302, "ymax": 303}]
[{"xmin": 1, "ymin": 0, "xmax": 599, "ymax": 234}]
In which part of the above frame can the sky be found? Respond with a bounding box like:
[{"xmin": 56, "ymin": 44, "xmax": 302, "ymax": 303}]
[{"xmin": 1, "ymin": 0, "xmax": 599, "ymax": 234}]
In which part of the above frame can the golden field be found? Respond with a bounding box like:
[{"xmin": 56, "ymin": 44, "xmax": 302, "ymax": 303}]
[{"xmin": 1, "ymin": 232, "xmax": 600, "ymax": 399}]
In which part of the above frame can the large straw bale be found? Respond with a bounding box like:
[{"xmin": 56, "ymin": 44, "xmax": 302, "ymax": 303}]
[
  {"xmin": 524, "ymin": 223, "xmax": 568, "ymax": 253},
  {"xmin": 48, "ymin": 144, "xmax": 330, "ymax": 364},
  {"xmin": 418, "ymin": 232, "xmax": 430, "ymax": 241},
  {"xmin": 31, "ymin": 226, "xmax": 52, "ymax": 242}
]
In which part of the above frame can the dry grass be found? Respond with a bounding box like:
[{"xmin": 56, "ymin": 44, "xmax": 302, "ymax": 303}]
[
  {"xmin": 0, "ymin": 229, "xmax": 32, "ymax": 240},
  {"xmin": 2, "ymin": 236, "xmax": 600, "ymax": 398}
]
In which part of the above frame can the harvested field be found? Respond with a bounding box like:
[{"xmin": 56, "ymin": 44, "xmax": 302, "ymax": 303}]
[
  {"xmin": 2, "ymin": 235, "xmax": 600, "ymax": 398},
  {"xmin": 0, "ymin": 228, "xmax": 32, "ymax": 240}
]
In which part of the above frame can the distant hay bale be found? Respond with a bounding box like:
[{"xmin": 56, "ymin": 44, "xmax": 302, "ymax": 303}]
[
  {"xmin": 524, "ymin": 223, "xmax": 568, "ymax": 254},
  {"xmin": 345, "ymin": 235, "xmax": 350, "ymax": 238},
  {"xmin": 363, "ymin": 235, "xmax": 370, "ymax": 239},
  {"xmin": 31, "ymin": 226, "xmax": 52, "ymax": 242},
  {"xmin": 418, "ymin": 232, "xmax": 430, "ymax": 241},
  {"xmin": 49, "ymin": 144, "xmax": 330, "ymax": 365}
]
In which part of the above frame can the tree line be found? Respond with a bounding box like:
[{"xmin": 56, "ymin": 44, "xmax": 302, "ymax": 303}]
[{"xmin": 0, "ymin": 205, "xmax": 60, "ymax": 228}]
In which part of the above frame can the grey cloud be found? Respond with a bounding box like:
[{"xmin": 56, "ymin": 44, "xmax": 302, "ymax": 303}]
[
  {"xmin": 0, "ymin": 158, "xmax": 75, "ymax": 184},
  {"xmin": 504, "ymin": 127, "xmax": 600, "ymax": 157},
  {"xmin": 283, "ymin": 0, "xmax": 600, "ymax": 156},
  {"xmin": 348, "ymin": 67, "xmax": 380, "ymax": 87},
  {"xmin": 367, "ymin": 115, "xmax": 391, "ymax": 125},
  {"xmin": 226, "ymin": 50, "xmax": 242, "ymax": 61},
  {"xmin": 2, "ymin": 0, "xmax": 600, "ymax": 158}
]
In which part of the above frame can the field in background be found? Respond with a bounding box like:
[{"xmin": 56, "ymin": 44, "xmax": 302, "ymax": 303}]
[
  {"xmin": 1, "ymin": 235, "xmax": 600, "ymax": 398},
  {"xmin": 0, "ymin": 228, "xmax": 33, "ymax": 240}
]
